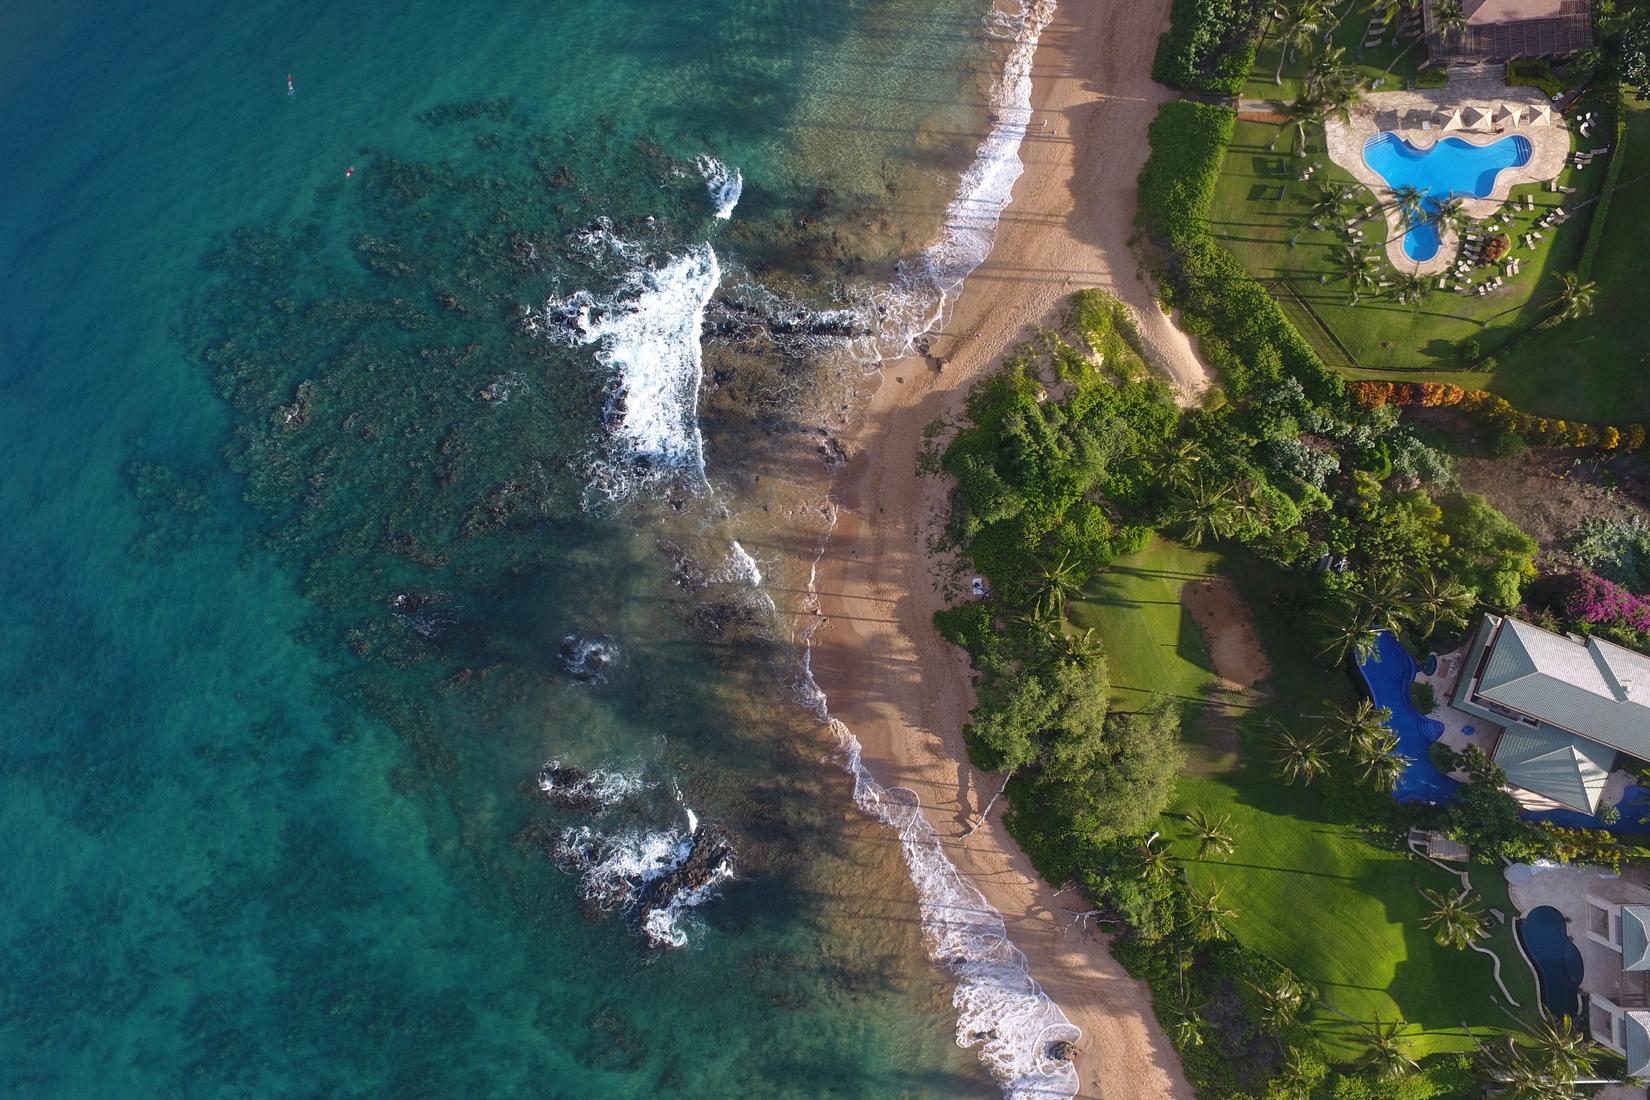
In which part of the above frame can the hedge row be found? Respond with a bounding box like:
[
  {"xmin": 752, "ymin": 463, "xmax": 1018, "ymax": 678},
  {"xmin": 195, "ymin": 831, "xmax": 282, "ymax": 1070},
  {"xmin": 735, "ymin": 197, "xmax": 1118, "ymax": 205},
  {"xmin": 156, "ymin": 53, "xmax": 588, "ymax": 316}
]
[
  {"xmin": 1150, "ymin": 0, "xmax": 1261, "ymax": 95},
  {"xmin": 1348, "ymin": 380, "xmax": 1648, "ymax": 451},
  {"xmin": 1577, "ymin": 112, "xmax": 1629, "ymax": 283},
  {"xmin": 1137, "ymin": 101, "xmax": 1345, "ymax": 407}
]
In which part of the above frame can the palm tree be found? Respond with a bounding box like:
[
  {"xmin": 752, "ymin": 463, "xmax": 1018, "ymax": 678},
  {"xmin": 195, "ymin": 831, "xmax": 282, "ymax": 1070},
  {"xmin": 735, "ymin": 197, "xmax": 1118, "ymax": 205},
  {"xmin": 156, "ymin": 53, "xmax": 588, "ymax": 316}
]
[
  {"xmin": 1409, "ymin": 571, "xmax": 1474, "ymax": 637},
  {"xmin": 1330, "ymin": 243, "xmax": 1378, "ymax": 304},
  {"xmin": 1248, "ymin": 969, "xmax": 1309, "ymax": 1031},
  {"xmin": 1156, "ymin": 438, "xmax": 1208, "ymax": 487},
  {"xmin": 1274, "ymin": 0, "xmax": 1330, "ymax": 84},
  {"xmin": 1485, "ymin": 269, "xmax": 1596, "ymax": 327},
  {"xmin": 1272, "ymin": 93, "xmax": 1325, "ymax": 153},
  {"xmin": 1320, "ymin": 78, "xmax": 1363, "ymax": 130},
  {"xmin": 1419, "ymin": 885, "xmax": 1486, "ymax": 949},
  {"xmin": 1184, "ymin": 883, "xmax": 1237, "ymax": 941},
  {"xmin": 1358, "ymin": 569, "xmax": 1416, "ymax": 634},
  {"xmin": 1273, "ymin": 1046, "xmax": 1319, "ymax": 1098},
  {"xmin": 1349, "ymin": 731, "xmax": 1405, "ymax": 791},
  {"xmin": 1056, "ymin": 627, "xmax": 1099, "ymax": 665},
  {"xmin": 1304, "ymin": 45, "xmax": 1352, "ymax": 99},
  {"xmin": 1171, "ymin": 477, "xmax": 1239, "ymax": 547},
  {"xmin": 1475, "ymin": 1033, "xmax": 1588, "ymax": 1099},
  {"xmin": 1271, "ymin": 723, "xmax": 1332, "ymax": 785},
  {"xmin": 1034, "ymin": 551, "xmax": 1083, "ymax": 620},
  {"xmin": 1550, "ymin": 270, "xmax": 1597, "ymax": 323},
  {"xmin": 1186, "ymin": 809, "xmax": 1236, "ymax": 860},
  {"xmin": 1429, "ymin": 195, "xmax": 1469, "ymax": 236},
  {"xmin": 1163, "ymin": 987, "xmax": 1207, "ymax": 1048},
  {"xmin": 1385, "ymin": 183, "xmax": 1428, "ymax": 227},
  {"xmin": 1359, "ymin": 1015, "xmax": 1419, "ymax": 1079},
  {"xmin": 1293, "ymin": 181, "xmax": 1358, "ymax": 245},
  {"xmin": 1389, "ymin": 271, "xmax": 1426, "ymax": 306},
  {"xmin": 1132, "ymin": 834, "xmax": 1173, "ymax": 879},
  {"xmin": 1325, "ymin": 698, "xmax": 1396, "ymax": 746},
  {"xmin": 1314, "ymin": 596, "xmax": 1381, "ymax": 665},
  {"xmin": 1433, "ymin": 0, "xmax": 1467, "ymax": 49},
  {"xmin": 1365, "ymin": 0, "xmax": 1405, "ymax": 35},
  {"xmin": 1524, "ymin": 1015, "xmax": 1597, "ymax": 1081}
]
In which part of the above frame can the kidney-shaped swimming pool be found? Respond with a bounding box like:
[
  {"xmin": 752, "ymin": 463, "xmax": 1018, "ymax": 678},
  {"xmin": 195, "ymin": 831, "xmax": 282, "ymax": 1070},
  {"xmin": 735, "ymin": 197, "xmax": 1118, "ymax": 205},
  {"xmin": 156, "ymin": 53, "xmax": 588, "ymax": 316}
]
[{"xmin": 1362, "ymin": 132, "xmax": 1533, "ymax": 261}]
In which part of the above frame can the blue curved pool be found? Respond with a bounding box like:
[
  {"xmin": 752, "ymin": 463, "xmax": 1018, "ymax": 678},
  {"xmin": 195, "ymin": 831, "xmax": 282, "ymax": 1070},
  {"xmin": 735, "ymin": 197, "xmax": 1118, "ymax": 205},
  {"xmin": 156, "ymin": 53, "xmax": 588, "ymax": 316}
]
[
  {"xmin": 1517, "ymin": 905, "xmax": 1583, "ymax": 1018},
  {"xmin": 1354, "ymin": 631, "xmax": 1460, "ymax": 804},
  {"xmin": 1362, "ymin": 132, "xmax": 1534, "ymax": 261}
]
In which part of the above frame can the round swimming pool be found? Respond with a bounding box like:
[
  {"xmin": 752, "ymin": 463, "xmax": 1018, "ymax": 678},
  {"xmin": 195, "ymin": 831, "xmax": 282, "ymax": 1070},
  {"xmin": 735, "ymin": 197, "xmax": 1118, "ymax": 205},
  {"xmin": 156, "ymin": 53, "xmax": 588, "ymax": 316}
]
[
  {"xmin": 1361, "ymin": 132, "xmax": 1534, "ymax": 261},
  {"xmin": 1516, "ymin": 905, "xmax": 1583, "ymax": 1019}
]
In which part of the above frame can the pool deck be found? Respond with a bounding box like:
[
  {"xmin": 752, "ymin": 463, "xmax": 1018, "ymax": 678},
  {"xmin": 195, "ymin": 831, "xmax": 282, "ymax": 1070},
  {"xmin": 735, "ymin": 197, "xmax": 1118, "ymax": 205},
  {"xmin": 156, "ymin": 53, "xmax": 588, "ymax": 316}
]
[
  {"xmin": 1507, "ymin": 864, "xmax": 1650, "ymax": 1024},
  {"xmin": 1323, "ymin": 69, "xmax": 1572, "ymax": 275}
]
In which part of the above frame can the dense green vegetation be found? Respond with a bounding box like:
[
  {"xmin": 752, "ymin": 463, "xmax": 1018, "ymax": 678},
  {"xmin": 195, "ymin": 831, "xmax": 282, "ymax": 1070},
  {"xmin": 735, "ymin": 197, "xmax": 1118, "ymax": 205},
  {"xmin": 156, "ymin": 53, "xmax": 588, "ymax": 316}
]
[
  {"xmin": 1153, "ymin": 0, "xmax": 1262, "ymax": 95},
  {"xmin": 930, "ymin": 282, "xmax": 1578, "ymax": 1095}
]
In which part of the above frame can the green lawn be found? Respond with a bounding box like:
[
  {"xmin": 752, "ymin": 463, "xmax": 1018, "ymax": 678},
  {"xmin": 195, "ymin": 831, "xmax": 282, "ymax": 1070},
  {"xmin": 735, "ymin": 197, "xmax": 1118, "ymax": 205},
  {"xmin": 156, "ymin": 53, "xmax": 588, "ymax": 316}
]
[
  {"xmin": 1245, "ymin": 8, "xmax": 1424, "ymax": 105},
  {"xmin": 1068, "ymin": 536, "xmax": 1222, "ymax": 711},
  {"xmin": 1481, "ymin": 95, "xmax": 1650, "ymax": 422},
  {"xmin": 1082, "ymin": 540, "xmax": 1538, "ymax": 1059},
  {"xmin": 1208, "ymin": 116, "xmax": 1603, "ymax": 399}
]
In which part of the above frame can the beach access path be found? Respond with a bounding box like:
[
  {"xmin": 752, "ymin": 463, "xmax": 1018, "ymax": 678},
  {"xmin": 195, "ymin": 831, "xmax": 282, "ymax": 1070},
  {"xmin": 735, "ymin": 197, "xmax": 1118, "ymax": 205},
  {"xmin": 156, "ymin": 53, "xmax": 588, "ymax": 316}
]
[{"xmin": 809, "ymin": 0, "xmax": 1207, "ymax": 1096}]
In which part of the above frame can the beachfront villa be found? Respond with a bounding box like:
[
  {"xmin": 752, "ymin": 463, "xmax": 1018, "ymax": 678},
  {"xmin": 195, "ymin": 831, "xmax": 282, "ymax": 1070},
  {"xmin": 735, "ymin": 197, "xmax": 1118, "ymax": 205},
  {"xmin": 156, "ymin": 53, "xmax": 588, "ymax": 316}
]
[
  {"xmin": 1422, "ymin": 0, "xmax": 1594, "ymax": 65},
  {"xmin": 1323, "ymin": 69, "xmax": 1572, "ymax": 274},
  {"xmin": 1444, "ymin": 614, "xmax": 1650, "ymax": 814},
  {"xmin": 1506, "ymin": 862, "xmax": 1650, "ymax": 1069}
]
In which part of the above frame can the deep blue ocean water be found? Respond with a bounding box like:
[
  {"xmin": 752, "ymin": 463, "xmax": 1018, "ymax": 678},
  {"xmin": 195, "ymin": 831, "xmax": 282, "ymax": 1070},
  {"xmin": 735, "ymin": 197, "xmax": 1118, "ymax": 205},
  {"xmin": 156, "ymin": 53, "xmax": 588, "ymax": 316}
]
[{"xmin": 0, "ymin": 0, "xmax": 1012, "ymax": 1095}]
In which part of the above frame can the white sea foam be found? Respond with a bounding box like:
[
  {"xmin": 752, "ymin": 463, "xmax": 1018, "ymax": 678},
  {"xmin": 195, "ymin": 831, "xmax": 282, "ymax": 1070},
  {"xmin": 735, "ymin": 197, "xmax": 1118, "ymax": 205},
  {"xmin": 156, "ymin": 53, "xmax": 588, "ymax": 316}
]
[
  {"xmin": 696, "ymin": 155, "xmax": 744, "ymax": 220},
  {"xmin": 537, "ymin": 758, "xmax": 649, "ymax": 811},
  {"xmin": 860, "ymin": 0, "xmax": 1056, "ymax": 359},
  {"xmin": 539, "ymin": 247, "xmax": 721, "ymax": 502},
  {"xmin": 793, "ymin": 509, "xmax": 1080, "ymax": 1100},
  {"xmin": 724, "ymin": 540, "xmax": 763, "ymax": 586},
  {"xmin": 554, "ymin": 810, "xmax": 733, "ymax": 949}
]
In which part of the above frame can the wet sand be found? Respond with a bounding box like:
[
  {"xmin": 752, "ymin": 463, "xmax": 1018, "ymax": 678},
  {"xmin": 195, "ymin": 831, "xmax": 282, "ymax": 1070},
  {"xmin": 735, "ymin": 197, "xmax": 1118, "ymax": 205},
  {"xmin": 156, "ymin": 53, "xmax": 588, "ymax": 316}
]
[{"xmin": 808, "ymin": 0, "xmax": 1208, "ymax": 1095}]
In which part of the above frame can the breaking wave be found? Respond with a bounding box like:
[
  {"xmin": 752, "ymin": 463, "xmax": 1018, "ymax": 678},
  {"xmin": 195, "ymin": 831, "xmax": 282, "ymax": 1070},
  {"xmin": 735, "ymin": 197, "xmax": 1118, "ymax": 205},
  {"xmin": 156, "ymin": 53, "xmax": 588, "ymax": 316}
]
[
  {"xmin": 792, "ymin": 511, "xmax": 1080, "ymax": 1100},
  {"xmin": 551, "ymin": 809, "xmax": 735, "ymax": 949},
  {"xmin": 861, "ymin": 0, "xmax": 1056, "ymax": 358},
  {"xmin": 560, "ymin": 633, "xmax": 623, "ymax": 685},
  {"xmin": 696, "ymin": 155, "xmax": 744, "ymax": 220},
  {"xmin": 537, "ymin": 758, "xmax": 648, "ymax": 812},
  {"xmin": 534, "ymin": 246, "xmax": 721, "ymax": 504}
]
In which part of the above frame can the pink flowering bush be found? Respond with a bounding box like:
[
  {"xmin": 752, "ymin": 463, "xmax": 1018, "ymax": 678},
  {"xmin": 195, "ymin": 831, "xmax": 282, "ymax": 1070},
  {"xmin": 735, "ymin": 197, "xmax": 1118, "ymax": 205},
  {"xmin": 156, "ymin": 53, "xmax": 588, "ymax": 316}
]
[{"xmin": 1565, "ymin": 571, "xmax": 1650, "ymax": 633}]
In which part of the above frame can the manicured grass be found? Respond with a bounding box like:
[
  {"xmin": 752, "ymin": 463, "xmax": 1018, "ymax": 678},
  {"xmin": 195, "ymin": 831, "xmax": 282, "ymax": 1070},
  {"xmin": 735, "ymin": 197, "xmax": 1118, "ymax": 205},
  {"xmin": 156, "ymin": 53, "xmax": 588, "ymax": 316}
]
[
  {"xmin": 1244, "ymin": 12, "xmax": 1423, "ymax": 105},
  {"xmin": 1480, "ymin": 96, "xmax": 1650, "ymax": 422},
  {"xmin": 1083, "ymin": 540, "xmax": 1537, "ymax": 1058},
  {"xmin": 1067, "ymin": 536, "xmax": 1223, "ymax": 711},
  {"xmin": 1167, "ymin": 765, "xmax": 1536, "ymax": 1058},
  {"xmin": 1208, "ymin": 116, "xmax": 1602, "ymax": 400}
]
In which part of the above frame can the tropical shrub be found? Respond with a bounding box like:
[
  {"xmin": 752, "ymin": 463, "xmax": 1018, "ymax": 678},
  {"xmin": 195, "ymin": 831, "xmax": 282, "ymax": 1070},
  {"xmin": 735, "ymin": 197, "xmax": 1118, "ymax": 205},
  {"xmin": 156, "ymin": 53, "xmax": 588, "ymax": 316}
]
[{"xmin": 1152, "ymin": 0, "xmax": 1261, "ymax": 94}]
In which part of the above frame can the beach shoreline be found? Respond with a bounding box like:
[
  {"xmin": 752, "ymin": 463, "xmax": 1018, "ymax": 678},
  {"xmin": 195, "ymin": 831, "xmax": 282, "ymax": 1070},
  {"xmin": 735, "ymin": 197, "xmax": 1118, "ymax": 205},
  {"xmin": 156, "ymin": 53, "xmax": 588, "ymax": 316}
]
[{"xmin": 807, "ymin": 0, "xmax": 1207, "ymax": 1095}]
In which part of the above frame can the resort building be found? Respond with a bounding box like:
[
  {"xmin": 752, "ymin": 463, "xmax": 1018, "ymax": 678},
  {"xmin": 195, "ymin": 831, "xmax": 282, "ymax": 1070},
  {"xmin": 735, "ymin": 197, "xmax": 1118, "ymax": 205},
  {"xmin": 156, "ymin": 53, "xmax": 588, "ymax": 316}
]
[
  {"xmin": 1582, "ymin": 889, "xmax": 1650, "ymax": 1067},
  {"xmin": 1450, "ymin": 615, "xmax": 1650, "ymax": 813},
  {"xmin": 1423, "ymin": 0, "xmax": 1594, "ymax": 64}
]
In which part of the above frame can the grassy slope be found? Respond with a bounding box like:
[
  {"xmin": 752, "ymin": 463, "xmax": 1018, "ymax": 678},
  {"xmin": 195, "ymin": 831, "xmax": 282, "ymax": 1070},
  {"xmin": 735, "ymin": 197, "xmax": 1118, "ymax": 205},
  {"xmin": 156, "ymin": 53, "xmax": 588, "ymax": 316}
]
[
  {"xmin": 1483, "ymin": 96, "xmax": 1650, "ymax": 421},
  {"xmin": 1082, "ymin": 541, "xmax": 1537, "ymax": 1058},
  {"xmin": 1068, "ymin": 536, "xmax": 1223, "ymax": 711}
]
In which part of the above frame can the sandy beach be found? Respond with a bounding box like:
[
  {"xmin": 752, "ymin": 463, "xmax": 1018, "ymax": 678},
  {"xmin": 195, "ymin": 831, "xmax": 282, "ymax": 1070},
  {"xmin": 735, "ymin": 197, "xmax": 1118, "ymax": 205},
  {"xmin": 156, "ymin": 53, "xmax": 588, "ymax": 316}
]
[{"xmin": 808, "ymin": 0, "xmax": 1208, "ymax": 1095}]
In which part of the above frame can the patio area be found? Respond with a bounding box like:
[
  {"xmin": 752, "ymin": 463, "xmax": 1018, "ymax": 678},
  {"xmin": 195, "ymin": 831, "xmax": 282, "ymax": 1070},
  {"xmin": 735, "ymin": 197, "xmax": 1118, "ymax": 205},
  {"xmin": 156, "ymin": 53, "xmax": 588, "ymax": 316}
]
[
  {"xmin": 1323, "ymin": 68, "xmax": 1573, "ymax": 274},
  {"xmin": 1506, "ymin": 863, "xmax": 1650, "ymax": 1062}
]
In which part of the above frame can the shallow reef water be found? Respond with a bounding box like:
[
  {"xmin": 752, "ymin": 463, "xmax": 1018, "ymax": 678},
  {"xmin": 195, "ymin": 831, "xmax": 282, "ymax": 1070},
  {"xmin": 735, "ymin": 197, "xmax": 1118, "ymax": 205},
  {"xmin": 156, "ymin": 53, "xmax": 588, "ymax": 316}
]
[{"xmin": 0, "ymin": 0, "xmax": 1004, "ymax": 1095}]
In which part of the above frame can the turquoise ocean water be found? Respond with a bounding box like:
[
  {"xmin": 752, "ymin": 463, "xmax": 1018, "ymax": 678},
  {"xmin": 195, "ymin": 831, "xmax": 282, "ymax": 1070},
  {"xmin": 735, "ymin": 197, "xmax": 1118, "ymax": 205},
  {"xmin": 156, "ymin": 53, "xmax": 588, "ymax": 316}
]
[{"xmin": 0, "ymin": 0, "xmax": 1055, "ymax": 1096}]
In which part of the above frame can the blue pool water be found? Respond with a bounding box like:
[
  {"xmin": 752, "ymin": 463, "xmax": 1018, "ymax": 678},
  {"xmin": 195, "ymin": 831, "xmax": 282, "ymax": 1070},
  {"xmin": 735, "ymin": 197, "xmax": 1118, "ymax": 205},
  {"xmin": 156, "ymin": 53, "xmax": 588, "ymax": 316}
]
[
  {"xmin": 1362, "ymin": 132, "xmax": 1534, "ymax": 260},
  {"xmin": 1517, "ymin": 905, "xmax": 1584, "ymax": 1019},
  {"xmin": 1354, "ymin": 632, "xmax": 1461, "ymax": 804}
]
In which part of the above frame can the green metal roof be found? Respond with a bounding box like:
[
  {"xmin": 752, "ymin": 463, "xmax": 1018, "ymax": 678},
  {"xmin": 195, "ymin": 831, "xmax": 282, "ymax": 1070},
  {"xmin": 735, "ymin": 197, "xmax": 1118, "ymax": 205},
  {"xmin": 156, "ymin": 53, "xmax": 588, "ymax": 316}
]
[
  {"xmin": 1625, "ymin": 906, "xmax": 1650, "ymax": 972},
  {"xmin": 1625, "ymin": 1011, "xmax": 1650, "ymax": 1077},
  {"xmin": 1473, "ymin": 616, "xmax": 1650, "ymax": 760},
  {"xmin": 1491, "ymin": 722, "xmax": 1613, "ymax": 812}
]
